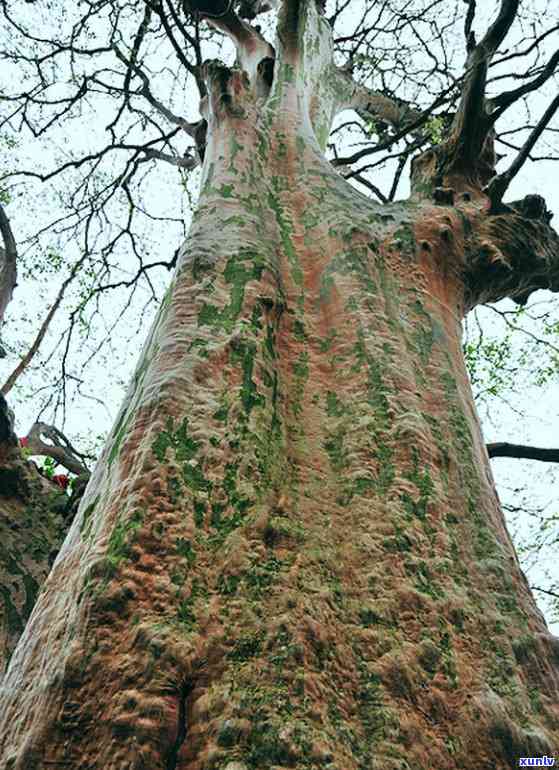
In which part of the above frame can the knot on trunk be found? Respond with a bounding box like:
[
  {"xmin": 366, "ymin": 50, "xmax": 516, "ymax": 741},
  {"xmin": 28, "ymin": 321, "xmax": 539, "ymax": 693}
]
[
  {"xmin": 411, "ymin": 133, "xmax": 497, "ymax": 199},
  {"xmin": 200, "ymin": 51, "xmax": 275, "ymax": 129},
  {"xmin": 202, "ymin": 61, "xmax": 251, "ymax": 122},
  {"xmin": 463, "ymin": 206, "xmax": 559, "ymax": 311},
  {"xmin": 257, "ymin": 56, "xmax": 275, "ymax": 88},
  {"xmin": 192, "ymin": 119, "xmax": 208, "ymax": 163},
  {"xmin": 433, "ymin": 187, "xmax": 455, "ymax": 206},
  {"xmin": 237, "ymin": 0, "xmax": 277, "ymax": 19},
  {"xmin": 509, "ymin": 194, "xmax": 553, "ymax": 225}
]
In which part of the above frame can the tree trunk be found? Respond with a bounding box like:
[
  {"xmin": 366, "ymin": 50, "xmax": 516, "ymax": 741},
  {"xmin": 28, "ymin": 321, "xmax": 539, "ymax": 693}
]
[{"xmin": 1, "ymin": 3, "xmax": 558, "ymax": 768}]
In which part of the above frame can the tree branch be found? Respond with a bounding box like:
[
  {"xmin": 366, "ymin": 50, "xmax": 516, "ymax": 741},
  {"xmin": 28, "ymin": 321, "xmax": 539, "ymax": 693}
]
[
  {"xmin": 141, "ymin": 148, "xmax": 198, "ymax": 169},
  {"xmin": 485, "ymin": 92, "xmax": 559, "ymax": 207},
  {"xmin": 490, "ymin": 49, "xmax": 559, "ymax": 122},
  {"xmin": 463, "ymin": 202, "xmax": 559, "ymax": 310},
  {"xmin": 0, "ymin": 203, "xmax": 17, "ymax": 330},
  {"xmin": 122, "ymin": 5, "xmax": 153, "ymax": 103},
  {"xmin": 1, "ymin": 256, "xmax": 86, "ymax": 397},
  {"xmin": 530, "ymin": 585, "xmax": 559, "ymax": 601},
  {"xmin": 333, "ymin": 77, "xmax": 457, "ymax": 167},
  {"xmin": 144, "ymin": 0, "xmax": 202, "ymax": 88},
  {"xmin": 112, "ymin": 46, "xmax": 197, "ymax": 133},
  {"xmin": 339, "ymin": 75, "xmax": 422, "ymax": 136},
  {"xmin": 443, "ymin": 0, "xmax": 519, "ymax": 176},
  {"xmin": 481, "ymin": 0, "xmax": 520, "ymax": 53},
  {"xmin": 487, "ymin": 442, "xmax": 559, "ymax": 463},
  {"xmin": 200, "ymin": 5, "xmax": 274, "ymax": 85},
  {"xmin": 24, "ymin": 422, "xmax": 90, "ymax": 476},
  {"xmin": 464, "ymin": 0, "xmax": 477, "ymax": 53}
]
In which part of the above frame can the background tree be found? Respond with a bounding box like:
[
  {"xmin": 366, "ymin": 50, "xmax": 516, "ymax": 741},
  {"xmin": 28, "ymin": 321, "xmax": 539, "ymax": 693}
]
[
  {"xmin": 1, "ymin": 0, "xmax": 559, "ymax": 767},
  {"xmin": 0, "ymin": 198, "xmax": 90, "ymax": 673}
]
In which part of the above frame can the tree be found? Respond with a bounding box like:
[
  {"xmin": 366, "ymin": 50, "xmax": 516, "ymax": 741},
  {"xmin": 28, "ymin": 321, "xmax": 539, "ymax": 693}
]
[
  {"xmin": 1, "ymin": 0, "xmax": 559, "ymax": 767},
  {"xmin": 0, "ymin": 199, "xmax": 91, "ymax": 674},
  {"xmin": 0, "ymin": 398, "xmax": 74, "ymax": 678}
]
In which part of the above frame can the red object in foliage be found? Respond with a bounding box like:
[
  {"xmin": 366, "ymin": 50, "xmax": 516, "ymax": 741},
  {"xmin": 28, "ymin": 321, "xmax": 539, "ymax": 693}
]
[
  {"xmin": 52, "ymin": 474, "xmax": 69, "ymax": 490},
  {"xmin": 19, "ymin": 437, "xmax": 29, "ymax": 448}
]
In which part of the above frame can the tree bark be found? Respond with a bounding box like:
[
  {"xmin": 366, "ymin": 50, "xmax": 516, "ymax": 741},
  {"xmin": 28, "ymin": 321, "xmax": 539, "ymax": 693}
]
[
  {"xmin": 0, "ymin": 408, "xmax": 70, "ymax": 674},
  {"xmin": 1, "ymin": 2, "xmax": 558, "ymax": 768}
]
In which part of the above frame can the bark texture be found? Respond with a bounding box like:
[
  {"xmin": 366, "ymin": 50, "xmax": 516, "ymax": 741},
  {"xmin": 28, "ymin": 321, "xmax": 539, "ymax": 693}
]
[
  {"xmin": 1, "ymin": 2, "xmax": 558, "ymax": 768},
  {"xmin": 0, "ymin": 400, "xmax": 70, "ymax": 674},
  {"xmin": 0, "ymin": 204, "xmax": 17, "ymax": 358}
]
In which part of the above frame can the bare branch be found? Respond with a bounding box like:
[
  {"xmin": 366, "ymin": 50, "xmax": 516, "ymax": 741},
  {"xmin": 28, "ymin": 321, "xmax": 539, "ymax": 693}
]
[
  {"xmin": 491, "ymin": 23, "xmax": 559, "ymax": 68},
  {"xmin": 485, "ymin": 92, "xmax": 559, "ymax": 206},
  {"xmin": 24, "ymin": 421, "xmax": 90, "ymax": 476},
  {"xmin": 141, "ymin": 148, "xmax": 198, "ymax": 169},
  {"xmin": 112, "ymin": 46, "xmax": 196, "ymax": 133},
  {"xmin": 481, "ymin": 0, "xmax": 519, "ymax": 54},
  {"xmin": 444, "ymin": 0, "xmax": 519, "ymax": 175},
  {"xmin": 123, "ymin": 5, "xmax": 153, "ymax": 104},
  {"xmin": 530, "ymin": 585, "xmax": 559, "ymax": 601},
  {"xmin": 1, "ymin": 256, "xmax": 86, "ymax": 397},
  {"xmin": 86, "ymin": 252, "xmax": 178, "ymax": 297},
  {"xmin": 340, "ymin": 75, "xmax": 422, "ymax": 136},
  {"xmin": 464, "ymin": 0, "xmax": 477, "ymax": 54},
  {"xmin": 490, "ymin": 49, "xmax": 559, "ymax": 122},
  {"xmin": 487, "ymin": 442, "xmax": 559, "ymax": 463},
  {"xmin": 332, "ymin": 77, "xmax": 457, "ymax": 167},
  {"xmin": 144, "ymin": 0, "xmax": 203, "ymax": 89},
  {"xmin": 349, "ymin": 173, "xmax": 388, "ymax": 203}
]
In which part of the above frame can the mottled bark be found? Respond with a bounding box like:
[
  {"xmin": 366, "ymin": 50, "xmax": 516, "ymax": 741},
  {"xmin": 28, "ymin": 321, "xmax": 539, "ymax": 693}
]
[
  {"xmin": 1, "ymin": 1, "xmax": 559, "ymax": 768},
  {"xmin": 0, "ymin": 418, "xmax": 70, "ymax": 674}
]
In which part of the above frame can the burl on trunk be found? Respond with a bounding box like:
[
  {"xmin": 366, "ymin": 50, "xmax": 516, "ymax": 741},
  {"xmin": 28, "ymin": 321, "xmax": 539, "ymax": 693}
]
[{"xmin": 1, "ymin": 1, "xmax": 558, "ymax": 768}]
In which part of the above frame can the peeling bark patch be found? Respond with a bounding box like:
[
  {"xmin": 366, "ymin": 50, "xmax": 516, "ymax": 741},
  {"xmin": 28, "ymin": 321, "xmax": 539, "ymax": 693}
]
[
  {"xmin": 153, "ymin": 418, "xmax": 200, "ymax": 464},
  {"xmin": 165, "ymin": 678, "xmax": 195, "ymax": 770},
  {"xmin": 319, "ymin": 247, "xmax": 377, "ymax": 303},
  {"xmin": 352, "ymin": 326, "xmax": 390, "ymax": 429}
]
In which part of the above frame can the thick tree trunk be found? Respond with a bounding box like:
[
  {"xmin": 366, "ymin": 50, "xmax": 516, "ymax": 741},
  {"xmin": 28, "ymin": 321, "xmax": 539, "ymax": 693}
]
[{"xmin": 1, "ymin": 4, "xmax": 558, "ymax": 768}]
